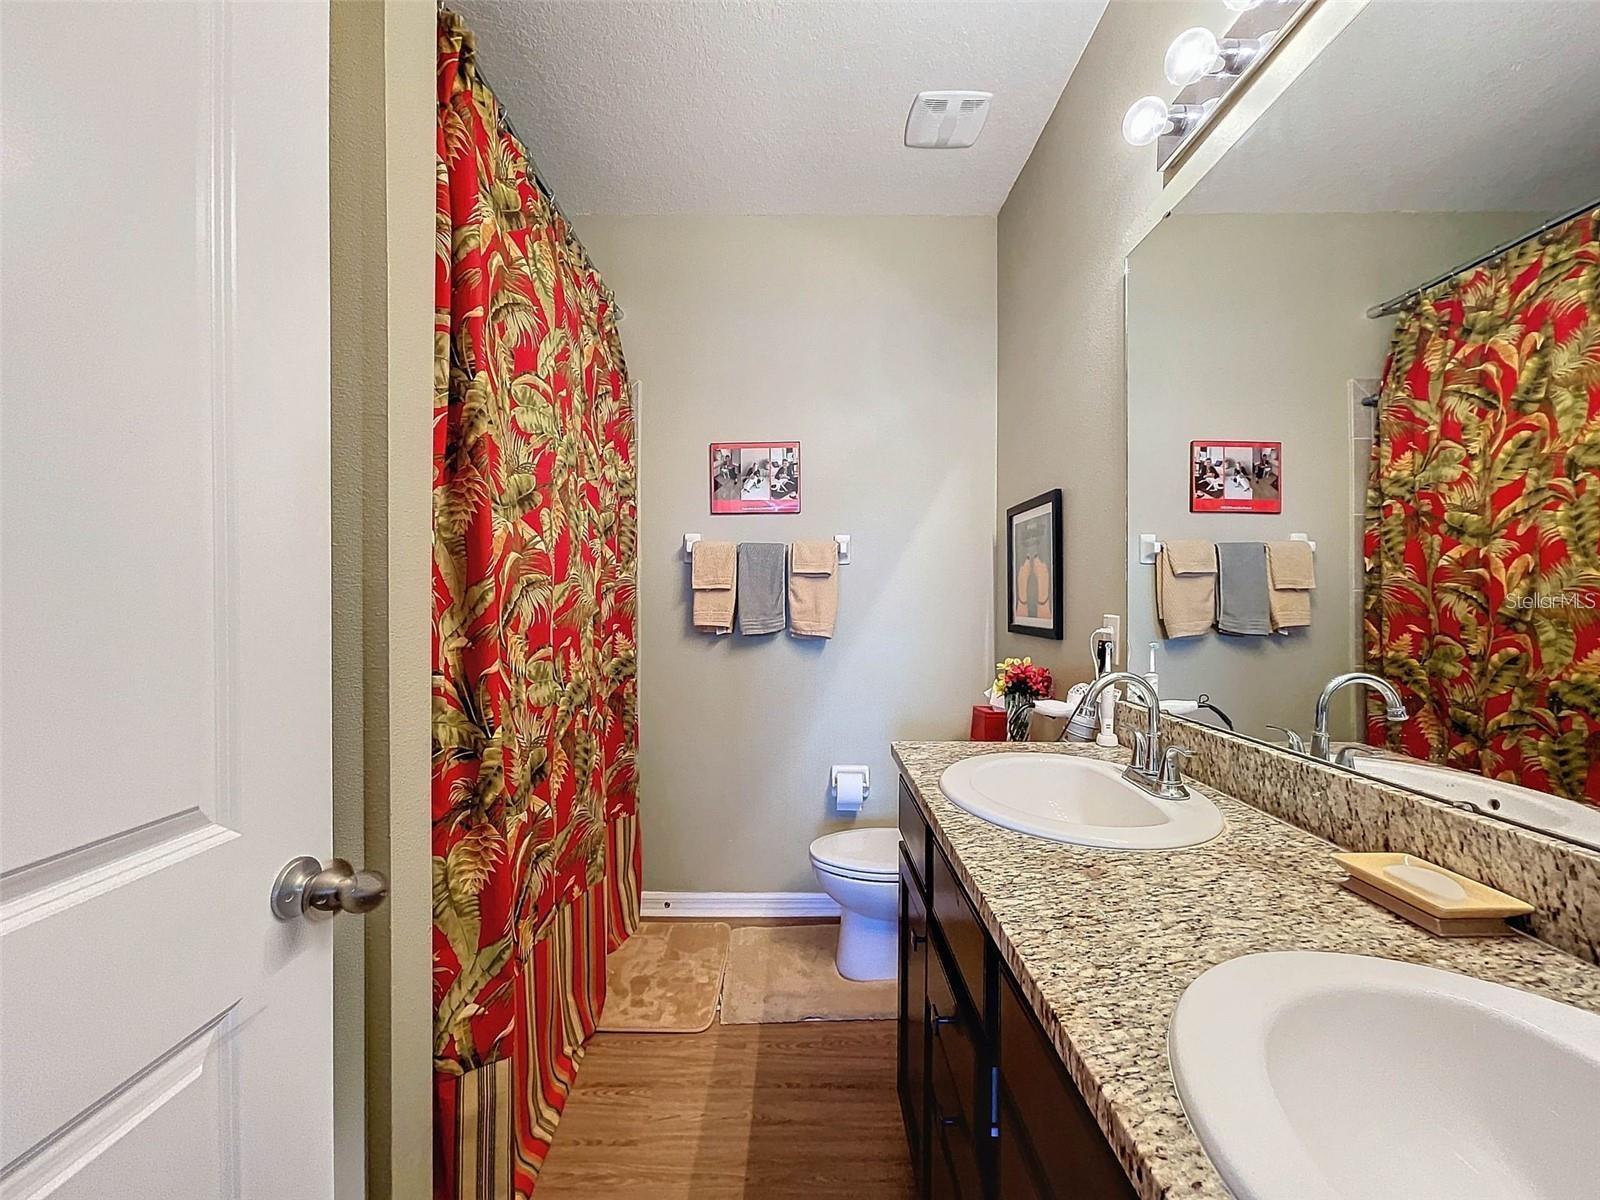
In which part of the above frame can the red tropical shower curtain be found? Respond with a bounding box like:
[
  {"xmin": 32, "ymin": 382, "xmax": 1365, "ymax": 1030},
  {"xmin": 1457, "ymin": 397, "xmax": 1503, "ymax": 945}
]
[
  {"xmin": 433, "ymin": 11, "xmax": 640, "ymax": 1196},
  {"xmin": 1364, "ymin": 206, "xmax": 1600, "ymax": 802}
]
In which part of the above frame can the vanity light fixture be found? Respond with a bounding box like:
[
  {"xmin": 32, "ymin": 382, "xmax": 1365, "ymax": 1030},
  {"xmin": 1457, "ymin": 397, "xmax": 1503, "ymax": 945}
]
[
  {"xmin": 1121, "ymin": 96, "xmax": 1212, "ymax": 148},
  {"xmin": 1121, "ymin": 0, "xmax": 1307, "ymax": 169},
  {"xmin": 1163, "ymin": 26, "xmax": 1274, "ymax": 87}
]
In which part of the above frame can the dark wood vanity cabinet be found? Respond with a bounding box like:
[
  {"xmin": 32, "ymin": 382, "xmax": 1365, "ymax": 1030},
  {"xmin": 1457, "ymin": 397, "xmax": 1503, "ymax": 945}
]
[
  {"xmin": 897, "ymin": 777, "xmax": 1138, "ymax": 1200},
  {"xmin": 898, "ymin": 852, "xmax": 929, "ymax": 1183}
]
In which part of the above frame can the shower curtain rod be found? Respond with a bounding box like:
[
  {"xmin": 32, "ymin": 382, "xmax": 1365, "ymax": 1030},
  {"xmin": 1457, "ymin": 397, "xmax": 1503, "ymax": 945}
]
[{"xmin": 1366, "ymin": 196, "xmax": 1599, "ymax": 319}]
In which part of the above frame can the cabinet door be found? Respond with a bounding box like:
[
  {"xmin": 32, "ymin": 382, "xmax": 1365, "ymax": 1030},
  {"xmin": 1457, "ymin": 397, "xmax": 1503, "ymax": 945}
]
[
  {"xmin": 999, "ymin": 969, "xmax": 1138, "ymax": 1199},
  {"xmin": 996, "ymin": 1092, "xmax": 1049, "ymax": 1200},
  {"xmin": 899, "ymin": 852, "xmax": 929, "ymax": 1184}
]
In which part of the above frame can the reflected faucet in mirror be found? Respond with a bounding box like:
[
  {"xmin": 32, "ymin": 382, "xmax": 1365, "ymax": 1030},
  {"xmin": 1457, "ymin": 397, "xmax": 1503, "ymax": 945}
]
[
  {"xmin": 1264, "ymin": 724, "xmax": 1306, "ymax": 754},
  {"xmin": 1309, "ymin": 672, "xmax": 1408, "ymax": 762},
  {"xmin": 1063, "ymin": 671, "xmax": 1191, "ymax": 801}
]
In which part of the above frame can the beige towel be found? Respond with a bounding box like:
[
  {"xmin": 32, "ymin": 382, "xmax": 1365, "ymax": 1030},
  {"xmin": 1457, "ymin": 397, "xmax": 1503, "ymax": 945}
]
[
  {"xmin": 691, "ymin": 540, "xmax": 737, "ymax": 633},
  {"xmin": 788, "ymin": 539, "xmax": 838, "ymax": 638},
  {"xmin": 1157, "ymin": 539, "xmax": 1216, "ymax": 638},
  {"xmin": 1266, "ymin": 540, "xmax": 1316, "ymax": 630}
]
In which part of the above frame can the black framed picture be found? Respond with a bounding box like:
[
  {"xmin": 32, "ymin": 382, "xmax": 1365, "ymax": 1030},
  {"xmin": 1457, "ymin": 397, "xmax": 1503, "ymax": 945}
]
[{"xmin": 1006, "ymin": 489, "xmax": 1063, "ymax": 640}]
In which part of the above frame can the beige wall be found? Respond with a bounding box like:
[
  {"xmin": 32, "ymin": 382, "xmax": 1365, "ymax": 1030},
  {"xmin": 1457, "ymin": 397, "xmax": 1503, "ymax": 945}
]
[
  {"xmin": 1124, "ymin": 211, "xmax": 1539, "ymax": 742},
  {"xmin": 578, "ymin": 216, "xmax": 997, "ymax": 892},
  {"xmin": 329, "ymin": 2, "xmax": 434, "ymax": 1196},
  {"xmin": 994, "ymin": 0, "xmax": 1220, "ymax": 686}
]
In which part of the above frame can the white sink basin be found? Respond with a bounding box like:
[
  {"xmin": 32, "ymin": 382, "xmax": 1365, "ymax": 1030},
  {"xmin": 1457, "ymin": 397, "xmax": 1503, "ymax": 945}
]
[
  {"xmin": 1344, "ymin": 754, "xmax": 1600, "ymax": 852},
  {"xmin": 1170, "ymin": 952, "xmax": 1600, "ymax": 1200},
  {"xmin": 937, "ymin": 752, "xmax": 1223, "ymax": 850}
]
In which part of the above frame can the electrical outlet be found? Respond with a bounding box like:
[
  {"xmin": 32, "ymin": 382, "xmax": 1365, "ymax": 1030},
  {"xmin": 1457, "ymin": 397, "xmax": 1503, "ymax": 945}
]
[{"xmin": 1102, "ymin": 614, "xmax": 1122, "ymax": 668}]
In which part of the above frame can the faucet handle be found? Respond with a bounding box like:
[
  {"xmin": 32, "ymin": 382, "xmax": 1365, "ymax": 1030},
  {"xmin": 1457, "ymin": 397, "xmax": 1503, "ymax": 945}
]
[
  {"xmin": 1160, "ymin": 745, "xmax": 1194, "ymax": 788},
  {"xmin": 1265, "ymin": 724, "xmax": 1307, "ymax": 754}
]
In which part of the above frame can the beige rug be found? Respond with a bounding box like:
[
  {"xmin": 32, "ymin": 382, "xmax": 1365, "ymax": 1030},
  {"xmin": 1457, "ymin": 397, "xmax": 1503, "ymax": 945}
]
[
  {"xmin": 598, "ymin": 921, "xmax": 731, "ymax": 1033},
  {"xmin": 719, "ymin": 924, "xmax": 896, "ymax": 1025}
]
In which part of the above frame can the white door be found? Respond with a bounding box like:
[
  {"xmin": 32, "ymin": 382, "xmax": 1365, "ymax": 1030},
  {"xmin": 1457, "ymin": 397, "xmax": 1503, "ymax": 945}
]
[{"xmin": 1, "ymin": 2, "xmax": 342, "ymax": 1196}]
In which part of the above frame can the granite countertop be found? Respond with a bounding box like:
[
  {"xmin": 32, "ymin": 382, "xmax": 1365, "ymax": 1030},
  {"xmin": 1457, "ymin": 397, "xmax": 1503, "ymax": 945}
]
[{"xmin": 891, "ymin": 740, "xmax": 1600, "ymax": 1200}]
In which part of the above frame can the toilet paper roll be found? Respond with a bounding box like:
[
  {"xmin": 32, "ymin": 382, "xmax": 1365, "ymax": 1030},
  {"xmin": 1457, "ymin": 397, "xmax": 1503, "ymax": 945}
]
[{"xmin": 835, "ymin": 772, "xmax": 866, "ymax": 813}]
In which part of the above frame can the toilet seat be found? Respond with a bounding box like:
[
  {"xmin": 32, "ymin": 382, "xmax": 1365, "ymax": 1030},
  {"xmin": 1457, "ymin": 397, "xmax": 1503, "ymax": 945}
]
[{"xmin": 809, "ymin": 827, "xmax": 900, "ymax": 882}]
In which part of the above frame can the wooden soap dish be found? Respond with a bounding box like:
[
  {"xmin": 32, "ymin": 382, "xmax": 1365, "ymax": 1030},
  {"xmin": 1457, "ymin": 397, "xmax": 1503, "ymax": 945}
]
[{"xmin": 1334, "ymin": 852, "xmax": 1533, "ymax": 938}]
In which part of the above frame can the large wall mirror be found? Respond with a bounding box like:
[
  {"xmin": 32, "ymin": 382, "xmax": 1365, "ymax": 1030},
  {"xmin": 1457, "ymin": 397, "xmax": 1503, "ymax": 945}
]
[{"xmin": 1125, "ymin": 0, "xmax": 1600, "ymax": 849}]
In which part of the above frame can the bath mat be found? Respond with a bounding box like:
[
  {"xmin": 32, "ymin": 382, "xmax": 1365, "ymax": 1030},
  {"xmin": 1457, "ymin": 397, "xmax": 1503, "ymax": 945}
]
[
  {"xmin": 718, "ymin": 924, "xmax": 896, "ymax": 1025},
  {"xmin": 597, "ymin": 921, "xmax": 731, "ymax": 1034}
]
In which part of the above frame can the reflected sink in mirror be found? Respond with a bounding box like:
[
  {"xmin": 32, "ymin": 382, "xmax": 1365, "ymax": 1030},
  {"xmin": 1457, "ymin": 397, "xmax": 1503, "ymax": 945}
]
[
  {"xmin": 938, "ymin": 753, "xmax": 1223, "ymax": 850},
  {"xmin": 1344, "ymin": 754, "xmax": 1600, "ymax": 854},
  {"xmin": 1170, "ymin": 952, "xmax": 1600, "ymax": 1200}
]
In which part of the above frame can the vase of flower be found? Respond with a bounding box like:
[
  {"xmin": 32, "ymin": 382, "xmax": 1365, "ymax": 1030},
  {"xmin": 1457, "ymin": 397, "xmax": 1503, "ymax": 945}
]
[{"xmin": 994, "ymin": 657, "xmax": 1053, "ymax": 743}]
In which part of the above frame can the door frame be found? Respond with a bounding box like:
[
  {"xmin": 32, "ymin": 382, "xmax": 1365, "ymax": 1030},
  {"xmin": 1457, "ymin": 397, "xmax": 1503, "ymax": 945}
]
[{"xmin": 329, "ymin": 3, "xmax": 436, "ymax": 1196}]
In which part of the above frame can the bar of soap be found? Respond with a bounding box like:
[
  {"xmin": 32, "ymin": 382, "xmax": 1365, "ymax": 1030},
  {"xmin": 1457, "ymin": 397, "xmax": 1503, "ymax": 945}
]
[{"xmin": 1383, "ymin": 860, "xmax": 1468, "ymax": 903}]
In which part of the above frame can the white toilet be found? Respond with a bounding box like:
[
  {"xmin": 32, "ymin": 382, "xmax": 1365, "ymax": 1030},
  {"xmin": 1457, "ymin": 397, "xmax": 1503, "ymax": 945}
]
[{"xmin": 809, "ymin": 827, "xmax": 901, "ymax": 981}]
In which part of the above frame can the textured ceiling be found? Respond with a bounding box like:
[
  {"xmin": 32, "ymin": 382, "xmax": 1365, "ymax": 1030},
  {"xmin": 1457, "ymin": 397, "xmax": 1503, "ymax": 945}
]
[
  {"xmin": 451, "ymin": 0, "xmax": 1109, "ymax": 215},
  {"xmin": 1182, "ymin": 0, "xmax": 1600, "ymax": 215}
]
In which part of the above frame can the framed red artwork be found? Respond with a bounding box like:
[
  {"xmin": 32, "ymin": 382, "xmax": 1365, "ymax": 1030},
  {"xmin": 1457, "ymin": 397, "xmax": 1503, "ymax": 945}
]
[
  {"xmin": 1190, "ymin": 440, "xmax": 1282, "ymax": 513},
  {"xmin": 709, "ymin": 441, "xmax": 801, "ymax": 514}
]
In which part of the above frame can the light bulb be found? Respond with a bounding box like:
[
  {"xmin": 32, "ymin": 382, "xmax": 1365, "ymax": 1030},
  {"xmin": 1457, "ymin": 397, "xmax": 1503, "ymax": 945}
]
[
  {"xmin": 1164, "ymin": 27, "xmax": 1223, "ymax": 87},
  {"xmin": 1121, "ymin": 96, "xmax": 1172, "ymax": 147}
]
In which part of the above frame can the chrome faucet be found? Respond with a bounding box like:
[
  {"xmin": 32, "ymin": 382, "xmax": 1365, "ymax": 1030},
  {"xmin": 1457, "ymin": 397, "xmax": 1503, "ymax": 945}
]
[
  {"xmin": 1310, "ymin": 672, "xmax": 1408, "ymax": 761},
  {"xmin": 1062, "ymin": 671, "xmax": 1190, "ymax": 800}
]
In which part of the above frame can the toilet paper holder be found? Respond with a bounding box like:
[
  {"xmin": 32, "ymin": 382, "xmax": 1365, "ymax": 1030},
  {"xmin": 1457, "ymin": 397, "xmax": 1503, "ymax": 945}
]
[{"xmin": 831, "ymin": 764, "xmax": 871, "ymax": 811}]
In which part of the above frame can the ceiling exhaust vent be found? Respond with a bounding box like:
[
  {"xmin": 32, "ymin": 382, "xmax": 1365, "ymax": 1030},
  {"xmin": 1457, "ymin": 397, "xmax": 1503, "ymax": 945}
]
[{"xmin": 905, "ymin": 90, "xmax": 993, "ymax": 149}]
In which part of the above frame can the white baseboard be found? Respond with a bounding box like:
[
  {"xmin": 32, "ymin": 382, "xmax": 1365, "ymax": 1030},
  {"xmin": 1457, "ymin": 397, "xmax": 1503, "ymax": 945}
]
[{"xmin": 642, "ymin": 890, "xmax": 841, "ymax": 918}]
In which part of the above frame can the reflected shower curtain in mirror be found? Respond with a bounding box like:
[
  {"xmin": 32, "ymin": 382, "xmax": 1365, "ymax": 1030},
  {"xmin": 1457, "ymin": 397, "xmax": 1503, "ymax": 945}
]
[
  {"xmin": 1364, "ymin": 206, "xmax": 1600, "ymax": 802},
  {"xmin": 433, "ymin": 11, "xmax": 640, "ymax": 1196}
]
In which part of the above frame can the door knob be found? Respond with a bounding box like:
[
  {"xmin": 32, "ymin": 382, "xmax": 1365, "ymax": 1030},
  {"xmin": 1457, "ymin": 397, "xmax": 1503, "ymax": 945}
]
[{"xmin": 271, "ymin": 856, "xmax": 388, "ymax": 920}]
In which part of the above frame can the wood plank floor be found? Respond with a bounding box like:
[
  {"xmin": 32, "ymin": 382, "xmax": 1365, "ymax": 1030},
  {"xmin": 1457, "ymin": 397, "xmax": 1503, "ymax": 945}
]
[{"xmin": 535, "ymin": 1020, "xmax": 915, "ymax": 1199}]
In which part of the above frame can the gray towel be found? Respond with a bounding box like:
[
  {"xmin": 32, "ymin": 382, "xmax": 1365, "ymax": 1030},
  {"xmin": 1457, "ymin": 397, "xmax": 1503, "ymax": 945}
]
[
  {"xmin": 736, "ymin": 542, "xmax": 787, "ymax": 635},
  {"xmin": 1215, "ymin": 542, "xmax": 1272, "ymax": 636}
]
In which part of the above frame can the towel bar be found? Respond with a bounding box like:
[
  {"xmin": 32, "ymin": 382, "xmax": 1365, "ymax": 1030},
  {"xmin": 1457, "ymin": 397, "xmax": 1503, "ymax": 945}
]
[
  {"xmin": 1139, "ymin": 531, "xmax": 1314, "ymax": 565},
  {"xmin": 683, "ymin": 532, "xmax": 851, "ymax": 564}
]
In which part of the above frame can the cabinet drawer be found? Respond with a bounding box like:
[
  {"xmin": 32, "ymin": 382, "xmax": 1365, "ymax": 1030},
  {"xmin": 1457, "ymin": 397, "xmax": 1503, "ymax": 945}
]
[
  {"xmin": 930, "ymin": 843, "xmax": 986, "ymax": 1011},
  {"xmin": 926, "ymin": 933, "xmax": 984, "ymax": 1195},
  {"xmin": 927, "ymin": 966, "xmax": 976, "ymax": 1127},
  {"xmin": 929, "ymin": 1052, "xmax": 982, "ymax": 1200},
  {"xmin": 898, "ymin": 777, "xmax": 929, "ymax": 895},
  {"xmin": 928, "ymin": 1123, "xmax": 971, "ymax": 1200},
  {"xmin": 999, "ymin": 969, "xmax": 1138, "ymax": 1199},
  {"xmin": 897, "ymin": 854, "xmax": 928, "ymax": 1178}
]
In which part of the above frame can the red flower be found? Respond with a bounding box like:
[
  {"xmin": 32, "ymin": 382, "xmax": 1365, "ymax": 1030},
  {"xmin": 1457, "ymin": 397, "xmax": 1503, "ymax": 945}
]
[{"xmin": 1002, "ymin": 661, "xmax": 1053, "ymax": 700}]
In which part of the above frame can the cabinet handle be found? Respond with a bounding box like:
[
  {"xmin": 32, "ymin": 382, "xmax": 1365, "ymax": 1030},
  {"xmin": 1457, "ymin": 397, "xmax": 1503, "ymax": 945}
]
[
  {"xmin": 910, "ymin": 930, "xmax": 926, "ymax": 948},
  {"xmin": 931, "ymin": 1004, "xmax": 955, "ymax": 1028},
  {"xmin": 940, "ymin": 1115, "xmax": 959, "ymax": 1128}
]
